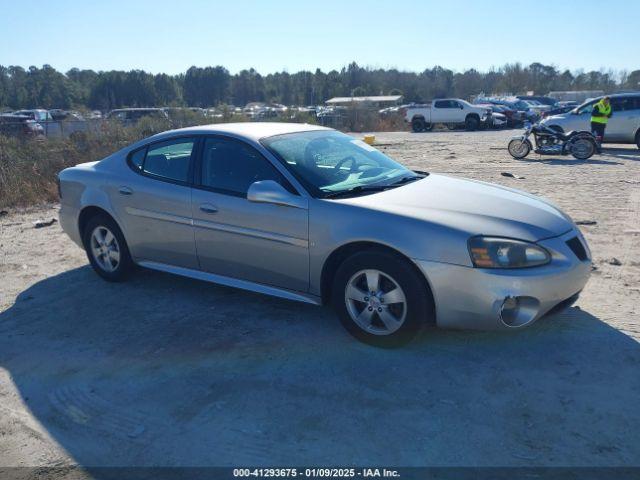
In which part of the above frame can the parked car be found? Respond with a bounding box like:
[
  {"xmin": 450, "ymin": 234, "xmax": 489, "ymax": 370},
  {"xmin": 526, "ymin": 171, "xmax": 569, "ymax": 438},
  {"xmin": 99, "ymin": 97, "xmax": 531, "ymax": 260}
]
[
  {"xmin": 13, "ymin": 109, "xmax": 53, "ymax": 122},
  {"xmin": 106, "ymin": 108, "xmax": 169, "ymax": 124},
  {"xmin": 58, "ymin": 122, "xmax": 591, "ymax": 347},
  {"xmin": 0, "ymin": 114, "xmax": 45, "ymax": 138},
  {"xmin": 405, "ymin": 99, "xmax": 491, "ymax": 132},
  {"xmin": 541, "ymin": 93, "xmax": 640, "ymax": 148},
  {"xmin": 516, "ymin": 95, "xmax": 558, "ymax": 107},
  {"xmin": 476, "ymin": 104, "xmax": 508, "ymax": 128},
  {"xmin": 49, "ymin": 109, "xmax": 85, "ymax": 121},
  {"xmin": 492, "ymin": 100, "xmax": 540, "ymax": 123}
]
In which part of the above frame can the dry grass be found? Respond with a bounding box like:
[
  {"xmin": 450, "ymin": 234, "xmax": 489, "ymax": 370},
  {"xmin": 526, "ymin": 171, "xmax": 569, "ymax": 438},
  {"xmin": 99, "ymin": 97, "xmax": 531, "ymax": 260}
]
[{"xmin": 0, "ymin": 118, "xmax": 173, "ymax": 208}]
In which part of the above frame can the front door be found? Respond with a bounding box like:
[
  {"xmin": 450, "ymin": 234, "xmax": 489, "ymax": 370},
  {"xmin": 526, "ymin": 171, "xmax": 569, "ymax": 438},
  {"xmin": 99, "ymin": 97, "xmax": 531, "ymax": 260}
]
[
  {"xmin": 109, "ymin": 137, "xmax": 198, "ymax": 269},
  {"xmin": 191, "ymin": 136, "xmax": 309, "ymax": 292}
]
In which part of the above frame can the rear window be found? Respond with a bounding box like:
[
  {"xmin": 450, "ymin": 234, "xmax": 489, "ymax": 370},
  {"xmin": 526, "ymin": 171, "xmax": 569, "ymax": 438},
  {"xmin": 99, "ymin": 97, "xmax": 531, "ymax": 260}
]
[{"xmin": 128, "ymin": 138, "xmax": 195, "ymax": 183}]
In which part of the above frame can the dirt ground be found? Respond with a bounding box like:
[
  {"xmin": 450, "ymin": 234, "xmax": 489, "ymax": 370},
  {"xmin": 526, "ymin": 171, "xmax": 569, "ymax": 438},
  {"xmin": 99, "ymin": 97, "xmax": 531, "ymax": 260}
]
[{"xmin": 1, "ymin": 129, "xmax": 639, "ymax": 472}]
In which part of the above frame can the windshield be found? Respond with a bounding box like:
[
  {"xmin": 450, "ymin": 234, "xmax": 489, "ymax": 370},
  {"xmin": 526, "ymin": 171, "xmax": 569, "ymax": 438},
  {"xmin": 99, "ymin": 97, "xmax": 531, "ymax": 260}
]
[{"xmin": 262, "ymin": 130, "xmax": 419, "ymax": 198}]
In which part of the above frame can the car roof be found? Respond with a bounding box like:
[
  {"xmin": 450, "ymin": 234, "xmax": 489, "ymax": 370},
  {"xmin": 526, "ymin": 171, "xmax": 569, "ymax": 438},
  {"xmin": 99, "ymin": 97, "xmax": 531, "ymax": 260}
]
[{"xmin": 154, "ymin": 122, "xmax": 331, "ymax": 142}]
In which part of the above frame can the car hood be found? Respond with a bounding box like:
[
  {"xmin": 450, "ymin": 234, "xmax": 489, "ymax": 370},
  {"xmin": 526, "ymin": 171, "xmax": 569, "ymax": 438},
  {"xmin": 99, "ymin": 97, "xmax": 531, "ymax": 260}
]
[
  {"xmin": 542, "ymin": 113, "xmax": 570, "ymax": 122},
  {"xmin": 336, "ymin": 174, "xmax": 573, "ymax": 242}
]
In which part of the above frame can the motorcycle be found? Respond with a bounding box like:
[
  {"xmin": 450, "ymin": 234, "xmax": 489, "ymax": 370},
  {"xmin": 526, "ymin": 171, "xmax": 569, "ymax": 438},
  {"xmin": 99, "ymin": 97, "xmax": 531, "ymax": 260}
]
[{"xmin": 507, "ymin": 122, "xmax": 597, "ymax": 160}]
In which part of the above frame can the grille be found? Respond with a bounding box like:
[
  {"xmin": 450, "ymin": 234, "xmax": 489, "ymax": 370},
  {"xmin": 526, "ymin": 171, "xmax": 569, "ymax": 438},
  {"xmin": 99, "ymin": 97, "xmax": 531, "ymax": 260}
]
[{"xmin": 566, "ymin": 236, "xmax": 588, "ymax": 261}]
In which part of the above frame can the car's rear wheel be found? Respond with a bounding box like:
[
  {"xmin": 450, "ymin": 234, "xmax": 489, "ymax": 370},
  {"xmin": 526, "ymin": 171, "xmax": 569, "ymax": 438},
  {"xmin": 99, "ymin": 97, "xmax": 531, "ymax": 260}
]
[
  {"xmin": 635, "ymin": 130, "xmax": 640, "ymax": 149},
  {"xmin": 331, "ymin": 250, "xmax": 432, "ymax": 347},
  {"xmin": 411, "ymin": 117, "xmax": 426, "ymax": 132},
  {"xmin": 83, "ymin": 214, "xmax": 133, "ymax": 282}
]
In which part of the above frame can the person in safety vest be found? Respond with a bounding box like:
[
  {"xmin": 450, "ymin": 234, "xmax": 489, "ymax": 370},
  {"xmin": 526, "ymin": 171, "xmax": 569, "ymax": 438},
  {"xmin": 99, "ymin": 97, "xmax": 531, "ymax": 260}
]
[{"xmin": 590, "ymin": 96, "xmax": 612, "ymax": 152}]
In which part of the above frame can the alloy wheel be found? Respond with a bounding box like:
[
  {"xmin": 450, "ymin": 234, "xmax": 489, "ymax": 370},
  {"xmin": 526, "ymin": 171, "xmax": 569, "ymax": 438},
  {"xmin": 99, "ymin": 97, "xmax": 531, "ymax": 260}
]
[
  {"xmin": 344, "ymin": 269, "xmax": 407, "ymax": 335},
  {"xmin": 90, "ymin": 225, "xmax": 121, "ymax": 272}
]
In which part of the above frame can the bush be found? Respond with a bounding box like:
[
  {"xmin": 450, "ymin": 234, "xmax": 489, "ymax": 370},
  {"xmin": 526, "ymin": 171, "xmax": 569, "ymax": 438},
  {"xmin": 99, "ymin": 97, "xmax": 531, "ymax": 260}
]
[{"xmin": 0, "ymin": 119, "xmax": 173, "ymax": 208}]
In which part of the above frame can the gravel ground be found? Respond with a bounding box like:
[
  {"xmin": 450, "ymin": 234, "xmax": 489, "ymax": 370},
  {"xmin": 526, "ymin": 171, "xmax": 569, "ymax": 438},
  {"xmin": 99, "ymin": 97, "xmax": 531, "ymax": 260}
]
[{"xmin": 0, "ymin": 129, "xmax": 639, "ymax": 472}]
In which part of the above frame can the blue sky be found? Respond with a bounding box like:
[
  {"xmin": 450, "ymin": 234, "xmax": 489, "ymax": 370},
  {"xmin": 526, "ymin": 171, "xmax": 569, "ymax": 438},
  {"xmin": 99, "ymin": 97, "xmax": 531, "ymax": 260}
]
[{"xmin": 1, "ymin": 0, "xmax": 637, "ymax": 75}]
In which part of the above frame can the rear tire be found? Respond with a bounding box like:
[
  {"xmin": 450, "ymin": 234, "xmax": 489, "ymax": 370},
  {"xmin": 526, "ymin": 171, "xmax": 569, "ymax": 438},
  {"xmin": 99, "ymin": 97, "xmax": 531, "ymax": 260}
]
[
  {"xmin": 508, "ymin": 139, "xmax": 532, "ymax": 159},
  {"xmin": 411, "ymin": 117, "xmax": 427, "ymax": 133},
  {"xmin": 570, "ymin": 137, "xmax": 596, "ymax": 160},
  {"xmin": 83, "ymin": 214, "xmax": 133, "ymax": 282},
  {"xmin": 331, "ymin": 250, "xmax": 433, "ymax": 348},
  {"xmin": 635, "ymin": 130, "xmax": 640, "ymax": 149}
]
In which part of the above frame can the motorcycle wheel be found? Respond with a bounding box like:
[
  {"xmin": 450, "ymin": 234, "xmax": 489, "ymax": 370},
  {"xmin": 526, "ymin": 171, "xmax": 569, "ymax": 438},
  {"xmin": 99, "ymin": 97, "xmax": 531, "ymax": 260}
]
[
  {"xmin": 571, "ymin": 138, "xmax": 596, "ymax": 160},
  {"xmin": 508, "ymin": 139, "xmax": 532, "ymax": 159}
]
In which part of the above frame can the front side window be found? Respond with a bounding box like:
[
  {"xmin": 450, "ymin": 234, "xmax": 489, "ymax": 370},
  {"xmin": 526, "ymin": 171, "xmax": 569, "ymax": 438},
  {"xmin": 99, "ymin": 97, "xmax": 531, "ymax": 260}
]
[
  {"xmin": 262, "ymin": 130, "xmax": 419, "ymax": 198},
  {"xmin": 576, "ymin": 100, "xmax": 597, "ymax": 115},
  {"xmin": 140, "ymin": 138, "xmax": 194, "ymax": 182},
  {"xmin": 199, "ymin": 137, "xmax": 291, "ymax": 197}
]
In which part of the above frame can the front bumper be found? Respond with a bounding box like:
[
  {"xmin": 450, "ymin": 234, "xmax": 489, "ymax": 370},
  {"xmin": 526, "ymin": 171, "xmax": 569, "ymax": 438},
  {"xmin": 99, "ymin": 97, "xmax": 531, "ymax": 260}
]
[{"xmin": 413, "ymin": 229, "xmax": 591, "ymax": 330}]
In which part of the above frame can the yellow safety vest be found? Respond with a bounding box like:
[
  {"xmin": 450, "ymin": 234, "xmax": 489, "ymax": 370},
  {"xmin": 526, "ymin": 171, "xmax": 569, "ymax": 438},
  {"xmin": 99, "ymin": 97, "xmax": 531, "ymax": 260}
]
[{"xmin": 591, "ymin": 100, "xmax": 611, "ymax": 124}]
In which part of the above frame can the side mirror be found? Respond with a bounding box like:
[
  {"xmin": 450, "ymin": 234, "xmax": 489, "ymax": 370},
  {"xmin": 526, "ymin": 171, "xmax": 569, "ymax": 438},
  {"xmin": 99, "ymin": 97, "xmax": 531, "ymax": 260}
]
[
  {"xmin": 247, "ymin": 180, "xmax": 307, "ymax": 209},
  {"xmin": 460, "ymin": 104, "xmax": 464, "ymax": 109}
]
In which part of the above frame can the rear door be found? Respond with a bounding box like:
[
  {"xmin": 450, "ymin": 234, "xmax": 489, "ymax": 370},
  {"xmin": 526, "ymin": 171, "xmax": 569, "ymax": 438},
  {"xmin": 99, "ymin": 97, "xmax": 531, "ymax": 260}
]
[
  {"xmin": 191, "ymin": 136, "xmax": 309, "ymax": 292},
  {"xmin": 110, "ymin": 137, "xmax": 198, "ymax": 268},
  {"xmin": 433, "ymin": 100, "xmax": 457, "ymax": 123}
]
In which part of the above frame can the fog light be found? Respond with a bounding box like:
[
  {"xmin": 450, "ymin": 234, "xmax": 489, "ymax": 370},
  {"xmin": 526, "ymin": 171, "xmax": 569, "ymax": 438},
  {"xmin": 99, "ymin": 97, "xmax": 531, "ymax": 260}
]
[
  {"xmin": 502, "ymin": 296, "xmax": 518, "ymax": 311},
  {"xmin": 499, "ymin": 296, "xmax": 540, "ymax": 328}
]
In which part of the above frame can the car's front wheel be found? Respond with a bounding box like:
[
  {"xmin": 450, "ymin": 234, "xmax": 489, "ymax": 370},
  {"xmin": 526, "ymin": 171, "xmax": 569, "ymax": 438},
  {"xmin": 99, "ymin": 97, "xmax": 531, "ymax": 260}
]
[
  {"xmin": 332, "ymin": 250, "xmax": 433, "ymax": 347},
  {"xmin": 83, "ymin": 214, "xmax": 133, "ymax": 282}
]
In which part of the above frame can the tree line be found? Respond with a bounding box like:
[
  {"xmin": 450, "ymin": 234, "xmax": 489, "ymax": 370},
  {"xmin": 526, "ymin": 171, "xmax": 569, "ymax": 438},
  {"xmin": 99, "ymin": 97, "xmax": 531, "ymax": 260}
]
[{"xmin": 1, "ymin": 62, "xmax": 639, "ymax": 111}]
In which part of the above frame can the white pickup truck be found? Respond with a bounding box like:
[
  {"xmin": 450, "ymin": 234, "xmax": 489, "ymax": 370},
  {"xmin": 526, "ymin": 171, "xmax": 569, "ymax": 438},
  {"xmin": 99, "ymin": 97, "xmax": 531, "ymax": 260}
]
[{"xmin": 404, "ymin": 99, "xmax": 491, "ymax": 132}]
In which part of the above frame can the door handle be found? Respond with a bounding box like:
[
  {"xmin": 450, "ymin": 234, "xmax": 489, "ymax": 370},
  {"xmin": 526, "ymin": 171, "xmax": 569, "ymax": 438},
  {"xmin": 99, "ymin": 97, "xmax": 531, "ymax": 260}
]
[
  {"xmin": 199, "ymin": 203, "xmax": 218, "ymax": 214},
  {"xmin": 119, "ymin": 186, "xmax": 133, "ymax": 195}
]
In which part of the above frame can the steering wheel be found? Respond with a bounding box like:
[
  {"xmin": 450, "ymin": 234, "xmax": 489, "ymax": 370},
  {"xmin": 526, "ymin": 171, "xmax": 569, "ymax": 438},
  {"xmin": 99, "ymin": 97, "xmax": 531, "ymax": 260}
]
[{"xmin": 333, "ymin": 155, "xmax": 358, "ymax": 173}]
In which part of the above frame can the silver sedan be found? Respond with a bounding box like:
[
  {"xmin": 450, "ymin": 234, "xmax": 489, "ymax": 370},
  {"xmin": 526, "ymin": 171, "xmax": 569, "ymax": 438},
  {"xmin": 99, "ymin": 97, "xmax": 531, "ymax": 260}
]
[{"xmin": 58, "ymin": 123, "xmax": 591, "ymax": 346}]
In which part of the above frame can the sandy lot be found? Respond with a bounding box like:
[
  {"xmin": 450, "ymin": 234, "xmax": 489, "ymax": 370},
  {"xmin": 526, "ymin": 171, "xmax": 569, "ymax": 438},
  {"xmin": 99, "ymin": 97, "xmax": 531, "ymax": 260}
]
[{"xmin": 0, "ymin": 130, "xmax": 639, "ymax": 472}]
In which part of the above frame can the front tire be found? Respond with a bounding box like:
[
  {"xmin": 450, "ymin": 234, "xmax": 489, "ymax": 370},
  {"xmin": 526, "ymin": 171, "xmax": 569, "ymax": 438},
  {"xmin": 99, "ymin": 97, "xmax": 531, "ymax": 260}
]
[
  {"xmin": 508, "ymin": 138, "xmax": 532, "ymax": 159},
  {"xmin": 465, "ymin": 115, "xmax": 480, "ymax": 131},
  {"xmin": 331, "ymin": 250, "xmax": 433, "ymax": 347},
  {"xmin": 635, "ymin": 130, "xmax": 640, "ymax": 150},
  {"xmin": 83, "ymin": 214, "xmax": 133, "ymax": 282}
]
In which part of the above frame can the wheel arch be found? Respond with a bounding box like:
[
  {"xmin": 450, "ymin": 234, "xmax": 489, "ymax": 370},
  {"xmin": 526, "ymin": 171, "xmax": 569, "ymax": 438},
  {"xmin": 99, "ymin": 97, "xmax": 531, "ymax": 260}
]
[
  {"xmin": 320, "ymin": 241, "xmax": 436, "ymax": 321},
  {"xmin": 466, "ymin": 112, "xmax": 480, "ymax": 121},
  {"xmin": 78, "ymin": 206, "xmax": 123, "ymax": 245}
]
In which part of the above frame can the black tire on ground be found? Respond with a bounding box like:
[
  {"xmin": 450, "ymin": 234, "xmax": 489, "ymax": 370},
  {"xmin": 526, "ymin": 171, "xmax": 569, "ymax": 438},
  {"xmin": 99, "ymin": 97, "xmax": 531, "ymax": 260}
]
[
  {"xmin": 411, "ymin": 117, "xmax": 427, "ymax": 133},
  {"xmin": 507, "ymin": 139, "xmax": 532, "ymax": 159},
  {"xmin": 82, "ymin": 213, "xmax": 134, "ymax": 282},
  {"xmin": 636, "ymin": 130, "xmax": 640, "ymax": 149},
  {"xmin": 570, "ymin": 137, "xmax": 596, "ymax": 160},
  {"xmin": 331, "ymin": 249, "xmax": 433, "ymax": 348},
  {"xmin": 465, "ymin": 115, "xmax": 480, "ymax": 131}
]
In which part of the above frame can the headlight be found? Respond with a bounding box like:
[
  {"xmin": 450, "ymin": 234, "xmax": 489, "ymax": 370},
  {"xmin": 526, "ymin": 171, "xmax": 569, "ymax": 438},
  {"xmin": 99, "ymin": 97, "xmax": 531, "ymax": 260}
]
[{"xmin": 468, "ymin": 236, "xmax": 551, "ymax": 268}]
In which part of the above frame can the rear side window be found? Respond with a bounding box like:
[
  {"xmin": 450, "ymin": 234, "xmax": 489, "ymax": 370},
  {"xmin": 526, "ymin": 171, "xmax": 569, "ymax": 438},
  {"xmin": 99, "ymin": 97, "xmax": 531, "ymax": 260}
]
[
  {"xmin": 128, "ymin": 138, "xmax": 195, "ymax": 183},
  {"xmin": 129, "ymin": 148, "xmax": 145, "ymax": 170},
  {"xmin": 434, "ymin": 100, "xmax": 453, "ymax": 108}
]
